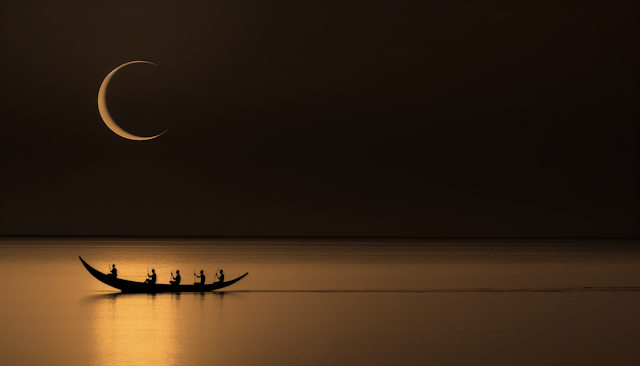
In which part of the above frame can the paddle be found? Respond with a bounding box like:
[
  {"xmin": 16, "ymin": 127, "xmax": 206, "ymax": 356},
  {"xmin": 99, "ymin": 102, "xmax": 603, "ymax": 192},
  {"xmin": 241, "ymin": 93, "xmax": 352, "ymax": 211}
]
[
  {"xmin": 214, "ymin": 267, "xmax": 219, "ymax": 282},
  {"xmin": 193, "ymin": 269, "xmax": 196, "ymax": 284}
]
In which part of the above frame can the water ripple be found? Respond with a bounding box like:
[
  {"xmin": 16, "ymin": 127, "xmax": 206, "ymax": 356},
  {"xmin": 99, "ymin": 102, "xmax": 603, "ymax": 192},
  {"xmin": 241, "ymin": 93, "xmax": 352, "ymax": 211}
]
[{"xmin": 221, "ymin": 286, "xmax": 640, "ymax": 293}]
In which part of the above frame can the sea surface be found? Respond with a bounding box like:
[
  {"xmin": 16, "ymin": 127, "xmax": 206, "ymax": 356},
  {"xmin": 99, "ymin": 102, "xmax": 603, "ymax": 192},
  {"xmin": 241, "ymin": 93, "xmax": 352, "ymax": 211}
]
[{"xmin": 0, "ymin": 237, "xmax": 638, "ymax": 366}]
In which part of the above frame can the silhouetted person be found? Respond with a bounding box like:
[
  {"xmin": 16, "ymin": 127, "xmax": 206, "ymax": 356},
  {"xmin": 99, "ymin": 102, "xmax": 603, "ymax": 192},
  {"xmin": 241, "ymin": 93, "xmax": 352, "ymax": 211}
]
[
  {"xmin": 171, "ymin": 270, "xmax": 181, "ymax": 285},
  {"xmin": 216, "ymin": 269, "xmax": 224, "ymax": 283},
  {"xmin": 108, "ymin": 264, "xmax": 117, "ymax": 277},
  {"xmin": 194, "ymin": 270, "xmax": 205, "ymax": 285},
  {"xmin": 144, "ymin": 269, "xmax": 156, "ymax": 284}
]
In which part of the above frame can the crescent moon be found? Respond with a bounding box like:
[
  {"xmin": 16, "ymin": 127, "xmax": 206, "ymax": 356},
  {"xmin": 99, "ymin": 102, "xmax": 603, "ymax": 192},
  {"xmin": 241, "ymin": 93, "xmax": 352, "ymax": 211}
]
[{"xmin": 97, "ymin": 61, "xmax": 167, "ymax": 141}]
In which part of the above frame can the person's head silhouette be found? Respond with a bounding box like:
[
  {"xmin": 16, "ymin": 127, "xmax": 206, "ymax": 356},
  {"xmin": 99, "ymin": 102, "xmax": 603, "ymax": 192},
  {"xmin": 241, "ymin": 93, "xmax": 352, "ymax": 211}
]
[
  {"xmin": 200, "ymin": 270, "xmax": 204, "ymax": 274},
  {"xmin": 151, "ymin": 269, "xmax": 155, "ymax": 273},
  {"xmin": 176, "ymin": 270, "xmax": 180, "ymax": 274}
]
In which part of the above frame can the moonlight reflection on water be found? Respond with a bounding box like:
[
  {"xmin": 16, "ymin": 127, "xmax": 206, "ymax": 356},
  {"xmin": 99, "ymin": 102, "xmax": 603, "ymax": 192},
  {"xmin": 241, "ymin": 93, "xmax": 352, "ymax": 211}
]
[{"xmin": 0, "ymin": 238, "xmax": 638, "ymax": 366}]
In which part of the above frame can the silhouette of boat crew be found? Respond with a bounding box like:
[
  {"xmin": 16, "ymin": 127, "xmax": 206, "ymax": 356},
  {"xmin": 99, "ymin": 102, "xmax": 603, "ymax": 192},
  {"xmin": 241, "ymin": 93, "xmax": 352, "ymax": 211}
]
[
  {"xmin": 194, "ymin": 270, "xmax": 205, "ymax": 285},
  {"xmin": 79, "ymin": 257, "xmax": 249, "ymax": 292},
  {"xmin": 108, "ymin": 264, "xmax": 117, "ymax": 277},
  {"xmin": 215, "ymin": 269, "xmax": 224, "ymax": 283},
  {"xmin": 170, "ymin": 270, "xmax": 181, "ymax": 285},
  {"xmin": 144, "ymin": 269, "xmax": 156, "ymax": 284}
]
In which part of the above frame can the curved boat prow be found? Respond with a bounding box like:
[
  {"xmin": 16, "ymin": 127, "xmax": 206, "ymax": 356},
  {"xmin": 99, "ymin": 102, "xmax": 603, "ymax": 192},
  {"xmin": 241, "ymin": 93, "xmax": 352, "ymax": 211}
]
[
  {"xmin": 78, "ymin": 256, "xmax": 108, "ymax": 285},
  {"xmin": 79, "ymin": 256, "xmax": 137, "ymax": 291},
  {"xmin": 215, "ymin": 272, "xmax": 249, "ymax": 290}
]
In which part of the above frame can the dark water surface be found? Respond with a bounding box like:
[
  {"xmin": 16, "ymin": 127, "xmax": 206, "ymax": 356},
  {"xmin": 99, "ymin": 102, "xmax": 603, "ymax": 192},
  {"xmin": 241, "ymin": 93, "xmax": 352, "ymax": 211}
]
[{"xmin": 0, "ymin": 237, "xmax": 638, "ymax": 365}]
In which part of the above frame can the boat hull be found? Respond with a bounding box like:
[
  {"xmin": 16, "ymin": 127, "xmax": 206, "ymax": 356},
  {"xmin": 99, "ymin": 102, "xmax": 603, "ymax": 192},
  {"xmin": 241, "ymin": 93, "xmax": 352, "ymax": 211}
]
[{"xmin": 79, "ymin": 256, "xmax": 248, "ymax": 293}]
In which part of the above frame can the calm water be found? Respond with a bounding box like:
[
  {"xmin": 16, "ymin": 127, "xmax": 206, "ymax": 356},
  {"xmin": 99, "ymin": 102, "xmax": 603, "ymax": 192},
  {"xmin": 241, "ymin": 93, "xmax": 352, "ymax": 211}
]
[{"xmin": 0, "ymin": 237, "xmax": 638, "ymax": 366}]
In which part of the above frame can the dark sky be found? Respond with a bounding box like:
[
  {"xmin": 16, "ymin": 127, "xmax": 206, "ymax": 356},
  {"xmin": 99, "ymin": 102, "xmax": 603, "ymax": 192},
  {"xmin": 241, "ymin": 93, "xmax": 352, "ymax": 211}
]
[{"xmin": 0, "ymin": 0, "xmax": 638, "ymax": 236}]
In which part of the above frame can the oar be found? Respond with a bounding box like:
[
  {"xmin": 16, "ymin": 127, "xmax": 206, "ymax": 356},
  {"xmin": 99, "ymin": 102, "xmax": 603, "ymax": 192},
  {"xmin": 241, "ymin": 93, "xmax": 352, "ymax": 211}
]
[
  {"xmin": 108, "ymin": 263, "xmax": 111, "ymax": 274},
  {"xmin": 193, "ymin": 269, "xmax": 196, "ymax": 283},
  {"xmin": 214, "ymin": 267, "xmax": 219, "ymax": 282}
]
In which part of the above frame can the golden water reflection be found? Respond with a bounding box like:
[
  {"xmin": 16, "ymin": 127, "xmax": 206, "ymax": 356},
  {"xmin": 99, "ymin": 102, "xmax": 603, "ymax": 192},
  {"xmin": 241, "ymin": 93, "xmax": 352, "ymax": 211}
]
[
  {"xmin": 90, "ymin": 293, "xmax": 179, "ymax": 366},
  {"xmin": 1, "ymin": 238, "xmax": 638, "ymax": 366}
]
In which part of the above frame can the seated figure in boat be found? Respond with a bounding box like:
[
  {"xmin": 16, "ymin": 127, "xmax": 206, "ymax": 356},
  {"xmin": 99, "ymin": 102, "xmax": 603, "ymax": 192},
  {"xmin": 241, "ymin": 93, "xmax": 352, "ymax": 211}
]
[
  {"xmin": 170, "ymin": 270, "xmax": 181, "ymax": 285},
  {"xmin": 108, "ymin": 264, "xmax": 117, "ymax": 277},
  {"xmin": 144, "ymin": 269, "xmax": 156, "ymax": 284},
  {"xmin": 194, "ymin": 270, "xmax": 205, "ymax": 285},
  {"xmin": 215, "ymin": 269, "xmax": 224, "ymax": 283}
]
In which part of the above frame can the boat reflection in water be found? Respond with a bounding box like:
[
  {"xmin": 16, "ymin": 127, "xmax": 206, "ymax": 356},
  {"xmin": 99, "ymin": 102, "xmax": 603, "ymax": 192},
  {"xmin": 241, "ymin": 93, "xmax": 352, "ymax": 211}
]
[{"xmin": 89, "ymin": 292, "xmax": 177, "ymax": 365}]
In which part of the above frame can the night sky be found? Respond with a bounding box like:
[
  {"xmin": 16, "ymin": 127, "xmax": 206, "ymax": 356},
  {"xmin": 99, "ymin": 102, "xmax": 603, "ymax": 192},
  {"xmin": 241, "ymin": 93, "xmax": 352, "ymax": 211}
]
[{"xmin": 1, "ymin": 1, "xmax": 638, "ymax": 236}]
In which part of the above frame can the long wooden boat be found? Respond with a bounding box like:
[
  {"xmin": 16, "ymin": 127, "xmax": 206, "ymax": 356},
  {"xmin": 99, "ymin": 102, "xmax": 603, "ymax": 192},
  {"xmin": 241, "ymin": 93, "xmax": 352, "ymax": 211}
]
[{"xmin": 79, "ymin": 256, "xmax": 248, "ymax": 293}]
